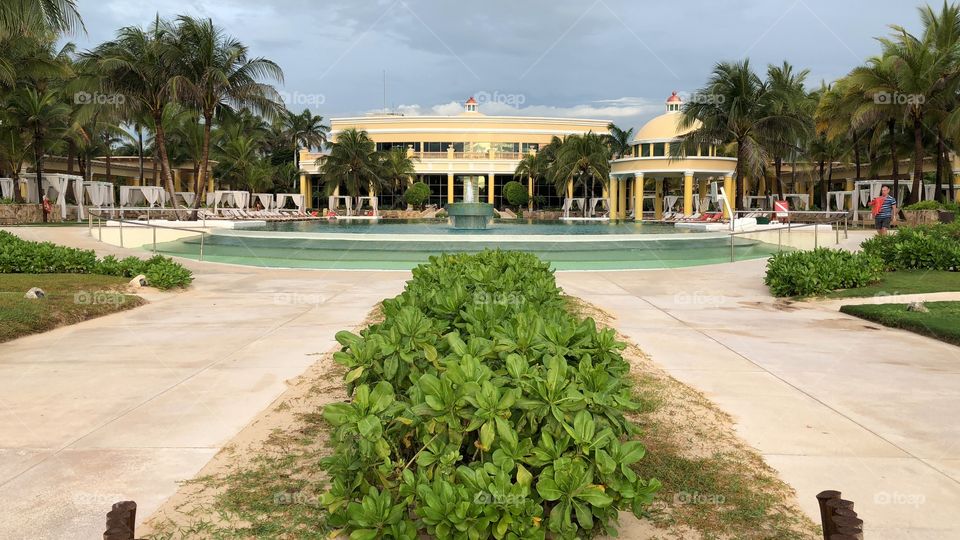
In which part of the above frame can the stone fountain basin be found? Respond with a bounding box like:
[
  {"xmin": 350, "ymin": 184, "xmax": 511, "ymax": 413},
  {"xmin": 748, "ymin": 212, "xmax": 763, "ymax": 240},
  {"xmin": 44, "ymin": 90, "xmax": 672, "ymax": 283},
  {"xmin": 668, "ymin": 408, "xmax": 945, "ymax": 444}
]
[{"xmin": 447, "ymin": 202, "xmax": 495, "ymax": 230}]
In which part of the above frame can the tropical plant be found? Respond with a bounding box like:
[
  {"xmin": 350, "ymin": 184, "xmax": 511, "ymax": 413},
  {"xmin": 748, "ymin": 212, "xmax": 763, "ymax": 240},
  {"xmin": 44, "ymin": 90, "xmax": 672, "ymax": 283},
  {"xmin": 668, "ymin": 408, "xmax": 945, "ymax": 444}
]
[
  {"xmin": 380, "ymin": 147, "xmax": 417, "ymax": 195},
  {"xmin": 764, "ymin": 248, "xmax": 884, "ymax": 297},
  {"xmin": 514, "ymin": 150, "xmax": 551, "ymax": 210},
  {"xmin": 768, "ymin": 61, "xmax": 814, "ymax": 199},
  {"xmin": 502, "ymin": 180, "xmax": 529, "ymax": 208},
  {"xmin": 402, "ymin": 181, "xmax": 430, "ymax": 209},
  {"xmin": 548, "ymin": 133, "xmax": 610, "ymax": 216},
  {"xmin": 283, "ymin": 107, "xmax": 328, "ymax": 170},
  {"xmin": 319, "ymin": 128, "xmax": 387, "ymax": 199},
  {"xmin": 605, "ymin": 123, "xmax": 634, "ymax": 159},
  {"xmin": 321, "ymin": 250, "xmax": 660, "ymax": 539}
]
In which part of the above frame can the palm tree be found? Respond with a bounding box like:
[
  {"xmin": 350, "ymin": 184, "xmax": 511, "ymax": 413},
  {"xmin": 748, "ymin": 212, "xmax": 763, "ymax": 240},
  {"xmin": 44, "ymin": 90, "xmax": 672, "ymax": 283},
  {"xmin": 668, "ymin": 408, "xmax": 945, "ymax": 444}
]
[
  {"xmin": 172, "ymin": 15, "xmax": 283, "ymax": 209},
  {"xmin": 923, "ymin": 1, "xmax": 960, "ymax": 202},
  {"xmin": 318, "ymin": 128, "xmax": 386, "ymax": 201},
  {"xmin": 379, "ymin": 147, "xmax": 417, "ymax": 196},
  {"xmin": 548, "ymin": 132, "xmax": 610, "ymax": 217},
  {"xmin": 514, "ymin": 150, "xmax": 551, "ymax": 210},
  {"xmin": 679, "ymin": 60, "xmax": 803, "ymax": 210},
  {"xmin": 85, "ymin": 18, "xmax": 183, "ymax": 215},
  {"xmin": 0, "ymin": 109, "xmax": 30, "ymax": 202},
  {"xmin": 605, "ymin": 122, "xmax": 634, "ymax": 159},
  {"xmin": 284, "ymin": 108, "xmax": 328, "ymax": 170},
  {"xmin": 0, "ymin": 0, "xmax": 83, "ymax": 45},
  {"xmin": 767, "ymin": 61, "xmax": 814, "ymax": 199},
  {"xmin": 7, "ymin": 88, "xmax": 70, "ymax": 218}
]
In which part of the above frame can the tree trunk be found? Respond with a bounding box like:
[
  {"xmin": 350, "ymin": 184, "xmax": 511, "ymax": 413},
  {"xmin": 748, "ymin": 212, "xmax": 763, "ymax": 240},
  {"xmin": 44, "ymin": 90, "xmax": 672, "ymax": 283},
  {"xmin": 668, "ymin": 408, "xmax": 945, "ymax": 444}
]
[
  {"xmin": 190, "ymin": 112, "xmax": 214, "ymax": 218},
  {"xmin": 735, "ymin": 142, "xmax": 744, "ymax": 212},
  {"xmin": 66, "ymin": 142, "xmax": 75, "ymax": 175},
  {"xmin": 818, "ymin": 159, "xmax": 826, "ymax": 211},
  {"xmin": 34, "ymin": 134, "xmax": 46, "ymax": 222},
  {"xmin": 137, "ymin": 127, "xmax": 145, "ymax": 185},
  {"xmin": 775, "ymin": 156, "xmax": 784, "ymax": 200},
  {"xmin": 910, "ymin": 116, "xmax": 923, "ymax": 205},
  {"xmin": 935, "ymin": 130, "xmax": 944, "ymax": 203},
  {"xmin": 106, "ymin": 154, "xmax": 112, "ymax": 184},
  {"xmin": 152, "ymin": 114, "xmax": 182, "ymax": 218},
  {"xmin": 889, "ymin": 120, "xmax": 900, "ymax": 201},
  {"xmin": 854, "ymin": 142, "xmax": 862, "ymax": 181}
]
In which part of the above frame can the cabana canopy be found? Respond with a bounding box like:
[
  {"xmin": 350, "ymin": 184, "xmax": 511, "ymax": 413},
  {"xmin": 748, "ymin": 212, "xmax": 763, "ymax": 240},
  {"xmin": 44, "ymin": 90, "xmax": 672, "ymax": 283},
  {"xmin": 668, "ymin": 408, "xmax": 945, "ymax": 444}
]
[
  {"xmin": 120, "ymin": 185, "xmax": 167, "ymax": 208},
  {"xmin": 212, "ymin": 190, "xmax": 250, "ymax": 211},
  {"xmin": 84, "ymin": 181, "xmax": 115, "ymax": 212},
  {"xmin": 277, "ymin": 193, "xmax": 305, "ymax": 212},
  {"xmin": 21, "ymin": 173, "xmax": 84, "ymax": 218},
  {"xmin": 252, "ymin": 193, "xmax": 275, "ymax": 210},
  {"xmin": 328, "ymin": 195, "xmax": 352, "ymax": 214},
  {"xmin": 0, "ymin": 178, "xmax": 13, "ymax": 200}
]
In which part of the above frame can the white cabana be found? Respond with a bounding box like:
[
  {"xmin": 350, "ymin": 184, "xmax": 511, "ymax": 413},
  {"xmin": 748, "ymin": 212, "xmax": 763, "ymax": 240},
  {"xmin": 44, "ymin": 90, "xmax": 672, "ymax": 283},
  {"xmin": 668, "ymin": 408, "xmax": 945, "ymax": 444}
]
[
  {"xmin": 18, "ymin": 178, "xmax": 39, "ymax": 203},
  {"xmin": 84, "ymin": 181, "xmax": 115, "ymax": 213},
  {"xmin": 589, "ymin": 197, "xmax": 609, "ymax": 217},
  {"xmin": 120, "ymin": 185, "xmax": 167, "ymax": 208},
  {"xmin": 561, "ymin": 197, "xmax": 586, "ymax": 218},
  {"xmin": 21, "ymin": 173, "xmax": 83, "ymax": 219},
  {"xmin": 0, "ymin": 178, "xmax": 13, "ymax": 200},
  {"xmin": 664, "ymin": 195, "xmax": 680, "ymax": 212},
  {"xmin": 355, "ymin": 196, "xmax": 378, "ymax": 215},
  {"xmin": 277, "ymin": 193, "xmax": 305, "ymax": 213},
  {"xmin": 252, "ymin": 193, "xmax": 275, "ymax": 210},
  {"xmin": 212, "ymin": 190, "xmax": 250, "ymax": 212},
  {"xmin": 924, "ymin": 183, "xmax": 960, "ymax": 201},
  {"xmin": 853, "ymin": 180, "xmax": 912, "ymax": 223},
  {"xmin": 328, "ymin": 195, "xmax": 351, "ymax": 215},
  {"xmin": 174, "ymin": 192, "xmax": 197, "ymax": 207},
  {"xmin": 826, "ymin": 190, "xmax": 855, "ymax": 213}
]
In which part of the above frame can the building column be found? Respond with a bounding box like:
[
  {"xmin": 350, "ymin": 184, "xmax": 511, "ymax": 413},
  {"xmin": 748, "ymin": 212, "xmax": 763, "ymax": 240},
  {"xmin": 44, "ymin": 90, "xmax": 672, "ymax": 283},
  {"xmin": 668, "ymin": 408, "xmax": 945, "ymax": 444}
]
[
  {"xmin": 654, "ymin": 179, "xmax": 663, "ymax": 220},
  {"xmin": 566, "ymin": 179, "xmax": 573, "ymax": 200},
  {"xmin": 723, "ymin": 174, "xmax": 734, "ymax": 218},
  {"xmin": 698, "ymin": 178, "xmax": 707, "ymax": 211},
  {"xmin": 447, "ymin": 173, "xmax": 454, "ymax": 204},
  {"xmin": 527, "ymin": 175, "xmax": 534, "ymax": 212},
  {"xmin": 173, "ymin": 170, "xmax": 182, "ymax": 192},
  {"xmin": 299, "ymin": 174, "xmax": 310, "ymax": 209},
  {"xmin": 207, "ymin": 169, "xmax": 214, "ymax": 194},
  {"xmin": 608, "ymin": 177, "xmax": 618, "ymax": 219},
  {"xmin": 487, "ymin": 174, "xmax": 495, "ymax": 205},
  {"xmin": 683, "ymin": 171, "xmax": 694, "ymax": 216},
  {"xmin": 618, "ymin": 177, "xmax": 627, "ymax": 219},
  {"xmin": 634, "ymin": 174, "xmax": 644, "ymax": 221},
  {"xmin": 955, "ymin": 174, "xmax": 960, "ymax": 202}
]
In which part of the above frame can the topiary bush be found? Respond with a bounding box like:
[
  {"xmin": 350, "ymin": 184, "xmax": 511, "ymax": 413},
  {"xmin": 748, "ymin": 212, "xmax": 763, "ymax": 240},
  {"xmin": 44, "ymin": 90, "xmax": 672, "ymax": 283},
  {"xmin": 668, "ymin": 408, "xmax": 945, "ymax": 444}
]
[
  {"xmin": 321, "ymin": 250, "xmax": 660, "ymax": 539},
  {"xmin": 0, "ymin": 230, "xmax": 193, "ymax": 289},
  {"xmin": 764, "ymin": 248, "xmax": 884, "ymax": 297},
  {"xmin": 404, "ymin": 182, "xmax": 431, "ymax": 209},
  {"xmin": 502, "ymin": 180, "xmax": 529, "ymax": 208},
  {"xmin": 861, "ymin": 223, "xmax": 960, "ymax": 271}
]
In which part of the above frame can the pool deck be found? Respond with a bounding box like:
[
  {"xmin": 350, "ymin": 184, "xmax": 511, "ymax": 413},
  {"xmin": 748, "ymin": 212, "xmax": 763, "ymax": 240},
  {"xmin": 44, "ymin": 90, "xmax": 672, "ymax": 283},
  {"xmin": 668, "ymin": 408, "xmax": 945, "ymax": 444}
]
[{"xmin": 0, "ymin": 226, "xmax": 958, "ymax": 539}]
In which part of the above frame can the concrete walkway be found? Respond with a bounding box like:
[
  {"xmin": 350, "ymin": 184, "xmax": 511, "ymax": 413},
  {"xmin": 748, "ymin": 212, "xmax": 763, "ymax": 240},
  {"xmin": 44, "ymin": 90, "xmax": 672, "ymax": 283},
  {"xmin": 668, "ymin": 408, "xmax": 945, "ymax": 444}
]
[
  {"xmin": 557, "ymin": 262, "xmax": 960, "ymax": 540},
  {"xmin": 0, "ymin": 227, "xmax": 410, "ymax": 538}
]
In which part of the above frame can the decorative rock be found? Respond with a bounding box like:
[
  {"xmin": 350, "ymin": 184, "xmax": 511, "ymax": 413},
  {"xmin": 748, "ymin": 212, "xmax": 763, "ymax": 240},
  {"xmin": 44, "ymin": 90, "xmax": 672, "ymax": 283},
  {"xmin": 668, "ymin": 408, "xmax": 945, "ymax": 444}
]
[
  {"xmin": 24, "ymin": 287, "xmax": 45, "ymax": 299},
  {"xmin": 906, "ymin": 301, "xmax": 929, "ymax": 313},
  {"xmin": 129, "ymin": 274, "xmax": 147, "ymax": 288}
]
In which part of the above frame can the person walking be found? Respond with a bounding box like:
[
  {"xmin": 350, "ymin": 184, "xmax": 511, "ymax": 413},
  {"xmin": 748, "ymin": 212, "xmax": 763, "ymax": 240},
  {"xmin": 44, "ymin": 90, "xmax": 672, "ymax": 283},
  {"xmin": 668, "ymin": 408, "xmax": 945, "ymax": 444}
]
[{"xmin": 870, "ymin": 185, "xmax": 898, "ymax": 235}]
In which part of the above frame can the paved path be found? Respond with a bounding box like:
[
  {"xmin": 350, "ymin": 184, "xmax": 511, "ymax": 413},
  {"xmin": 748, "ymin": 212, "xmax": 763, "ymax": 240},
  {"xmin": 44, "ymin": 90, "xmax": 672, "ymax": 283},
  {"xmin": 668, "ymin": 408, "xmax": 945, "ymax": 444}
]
[
  {"xmin": 0, "ymin": 227, "xmax": 410, "ymax": 538},
  {"xmin": 2, "ymin": 226, "xmax": 958, "ymax": 539},
  {"xmin": 557, "ymin": 262, "xmax": 960, "ymax": 540}
]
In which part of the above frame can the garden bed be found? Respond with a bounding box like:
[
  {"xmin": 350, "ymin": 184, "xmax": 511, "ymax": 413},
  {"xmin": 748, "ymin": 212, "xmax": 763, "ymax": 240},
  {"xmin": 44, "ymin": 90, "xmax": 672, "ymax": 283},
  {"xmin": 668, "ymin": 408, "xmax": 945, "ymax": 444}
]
[
  {"xmin": 840, "ymin": 301, "xmax": 960, "ymax": 346},
  {"xmin": 0, "ymin": 273, "xmax": 146, "ymax": 343}
]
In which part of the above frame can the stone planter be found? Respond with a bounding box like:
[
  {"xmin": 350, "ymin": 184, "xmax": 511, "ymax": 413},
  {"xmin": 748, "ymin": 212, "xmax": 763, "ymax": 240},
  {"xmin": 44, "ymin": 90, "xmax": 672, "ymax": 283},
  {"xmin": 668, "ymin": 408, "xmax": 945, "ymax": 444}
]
[
  {"xmin": 903, "ymin": 209, "xmax": 940, "ymax": 226},
  {"xmin": 939, "ymin": 210, "xmax": 956, "ymax": 224},
  {"xmin": 0, "ymin": 203, "xmax": 68, "ymax": 224}
]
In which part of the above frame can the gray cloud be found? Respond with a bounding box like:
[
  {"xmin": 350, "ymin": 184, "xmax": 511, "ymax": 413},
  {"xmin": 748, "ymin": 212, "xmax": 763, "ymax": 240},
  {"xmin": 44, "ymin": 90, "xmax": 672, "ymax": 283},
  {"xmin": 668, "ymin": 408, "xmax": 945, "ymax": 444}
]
[{"xmin": 70, "ymin": 0, "xmax": 922, "ymax": 130}]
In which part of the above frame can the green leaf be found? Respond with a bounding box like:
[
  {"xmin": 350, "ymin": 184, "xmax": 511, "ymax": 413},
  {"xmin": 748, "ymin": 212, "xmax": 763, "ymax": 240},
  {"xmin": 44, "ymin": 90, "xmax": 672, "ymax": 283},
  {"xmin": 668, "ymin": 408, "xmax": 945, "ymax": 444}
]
[
  {"xmin": 357, "ymin": 415, "xmax": 383, "ymax": 441},
  {"xmin": 344, "ymin": 366, "xmax": 364, "ymax": 384},
  {"xmin": 369, "ymin": 381, "xmax": 394, "ymax": 414},
  {"xmin": 577, "ymin": 485, "xmax": 613, "ymax": 507},
  {"xmin": 479, "ymin": 421, "xmax": 495, "ymax": 450},
  {"xmin": 619, "ymin": 441, "xmax": 646, "ymax": 465},
  {"xmin": 322, "ymin": 403, "xmax": 354, "ymax": 425},
  {"xmin": 516, "ymin": 464, "xmax": 533, "ymax": 488},
  {"xmin": 349, "ymin": 529, "xmax": 378, "ymax": 540},
  {"xmin": 536, "ymin": 476, "xmax": 562, "ymax": 501}
]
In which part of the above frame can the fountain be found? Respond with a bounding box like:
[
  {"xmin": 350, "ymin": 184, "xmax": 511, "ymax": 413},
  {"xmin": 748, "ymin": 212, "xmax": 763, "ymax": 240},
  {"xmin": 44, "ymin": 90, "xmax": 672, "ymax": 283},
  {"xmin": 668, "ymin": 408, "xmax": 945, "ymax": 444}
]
[{"xmin": 447, "ymin": 176, "xmax": 495, "ymax": 230}]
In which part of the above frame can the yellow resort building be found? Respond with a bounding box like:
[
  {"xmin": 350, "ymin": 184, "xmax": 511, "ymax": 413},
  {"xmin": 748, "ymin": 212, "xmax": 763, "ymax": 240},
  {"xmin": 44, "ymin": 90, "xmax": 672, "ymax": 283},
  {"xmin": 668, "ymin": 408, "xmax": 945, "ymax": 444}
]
[
  {"xmin": 297, "ymin": 97, "xmax": 610, "ymax": 210},
  {"xmin": 609, "ymin": 92, "xmax": 737, "ymax": 220}
]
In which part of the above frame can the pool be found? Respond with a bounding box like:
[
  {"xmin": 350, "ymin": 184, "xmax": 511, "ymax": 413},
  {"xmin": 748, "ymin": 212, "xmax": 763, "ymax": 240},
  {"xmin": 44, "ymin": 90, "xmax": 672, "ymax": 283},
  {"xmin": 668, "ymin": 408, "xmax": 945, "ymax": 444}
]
[{"xmin": 152, "ymin": 219, "xmax": 781, "ymax": 270}]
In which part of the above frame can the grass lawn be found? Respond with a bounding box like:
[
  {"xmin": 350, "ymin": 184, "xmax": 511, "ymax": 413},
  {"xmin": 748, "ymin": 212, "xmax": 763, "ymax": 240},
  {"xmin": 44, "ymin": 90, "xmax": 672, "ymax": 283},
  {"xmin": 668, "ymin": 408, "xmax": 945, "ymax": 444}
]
[
  {"xmin": 840, "ymin": 301, "xmax": 960, "ymax": 346},
  {"xmin": 826, "ymin": 270, "xmax": 960, "ymax": 299},
  {"xmin": 0, "ymin": 274, "xmax": 145, "ymax": 343}
]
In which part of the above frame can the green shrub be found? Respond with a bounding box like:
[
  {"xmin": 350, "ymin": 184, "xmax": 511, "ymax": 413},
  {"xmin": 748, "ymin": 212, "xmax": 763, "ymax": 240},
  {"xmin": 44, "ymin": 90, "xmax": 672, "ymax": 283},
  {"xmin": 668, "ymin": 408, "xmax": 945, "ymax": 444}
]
[
  {"xmin": 0, "ymin": 230, "xmax": 193, "ymax": 288},
  {"xmin": 502, "ymin": 180, "xmax": 529, "ymax": 207},
  {"xmin": 764, "ymin": 248, "xmax": 884, "ymax": 297},
  {"xmin": 861, "ymin": 223, "xmax": 960, "ymax": 271},
  {"xmin": 322, "ymin": 251, "xmax": 660, "ymax": 539},
  {"xmin": 902, "ymin": 200, "xmax": 942, "ymax": 211},
  {"xmin": 403, "ymin": 182, "xmax": 431, "ymax": 209}
]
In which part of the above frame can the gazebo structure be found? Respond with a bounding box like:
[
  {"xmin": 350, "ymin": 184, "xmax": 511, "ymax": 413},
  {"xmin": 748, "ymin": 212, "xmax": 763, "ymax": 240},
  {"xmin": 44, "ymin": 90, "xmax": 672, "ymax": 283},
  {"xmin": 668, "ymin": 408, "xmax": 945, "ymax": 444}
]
[{"xmin": 609, "ymin": 92, "xmax": 738, "ymax": 220}]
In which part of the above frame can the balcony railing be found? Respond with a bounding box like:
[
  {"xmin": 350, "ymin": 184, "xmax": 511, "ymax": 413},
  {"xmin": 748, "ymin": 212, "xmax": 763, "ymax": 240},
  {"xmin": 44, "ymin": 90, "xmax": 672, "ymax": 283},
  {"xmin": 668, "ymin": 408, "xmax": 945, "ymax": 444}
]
[{"xmin": 415, "ymin": 151, "xmax": 523, "ymax": 160}]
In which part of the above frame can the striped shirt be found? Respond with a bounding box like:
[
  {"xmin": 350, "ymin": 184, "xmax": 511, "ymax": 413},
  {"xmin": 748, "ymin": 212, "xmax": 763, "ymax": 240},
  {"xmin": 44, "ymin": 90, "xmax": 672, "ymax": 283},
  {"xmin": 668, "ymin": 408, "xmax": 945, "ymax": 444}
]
[{"xmin": 876, "ymin": 195, "xmax": 897, "ymax": 218}]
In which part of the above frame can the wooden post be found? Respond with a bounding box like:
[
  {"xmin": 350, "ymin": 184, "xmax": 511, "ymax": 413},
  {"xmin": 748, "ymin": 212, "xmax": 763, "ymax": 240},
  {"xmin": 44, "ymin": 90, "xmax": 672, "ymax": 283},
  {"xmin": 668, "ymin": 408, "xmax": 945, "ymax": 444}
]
[{"xmin": 103, "ymin": 501, "xmax": 136, "ymax": 540}]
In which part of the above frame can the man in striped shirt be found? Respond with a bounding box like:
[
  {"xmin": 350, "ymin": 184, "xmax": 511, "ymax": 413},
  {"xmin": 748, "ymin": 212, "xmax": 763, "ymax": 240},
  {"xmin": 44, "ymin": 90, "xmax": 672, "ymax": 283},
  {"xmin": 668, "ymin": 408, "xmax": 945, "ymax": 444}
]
[{"xmin": 872, "ymin": 185, "xmax": 898, "ymax": 235}]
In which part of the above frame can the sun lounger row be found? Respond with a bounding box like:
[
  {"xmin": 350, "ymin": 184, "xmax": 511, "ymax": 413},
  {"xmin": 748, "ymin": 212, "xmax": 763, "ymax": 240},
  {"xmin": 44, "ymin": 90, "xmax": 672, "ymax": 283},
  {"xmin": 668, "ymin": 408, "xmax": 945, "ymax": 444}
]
[
  {"xmin": 198, "ymin": 209, "xmax": 323, "ymax": 221},
  {"xmin": 659, "ymin": 211, "xmax": 724, "ymax": 223}
]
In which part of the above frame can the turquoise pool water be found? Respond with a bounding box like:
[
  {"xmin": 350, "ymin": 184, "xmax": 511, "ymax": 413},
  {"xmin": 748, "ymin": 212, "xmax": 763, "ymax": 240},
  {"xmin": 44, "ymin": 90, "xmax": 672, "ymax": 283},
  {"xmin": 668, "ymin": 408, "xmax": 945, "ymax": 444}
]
[{"xmin": 153, "ymin": 220, "xmax": 781, "ymax": 270}]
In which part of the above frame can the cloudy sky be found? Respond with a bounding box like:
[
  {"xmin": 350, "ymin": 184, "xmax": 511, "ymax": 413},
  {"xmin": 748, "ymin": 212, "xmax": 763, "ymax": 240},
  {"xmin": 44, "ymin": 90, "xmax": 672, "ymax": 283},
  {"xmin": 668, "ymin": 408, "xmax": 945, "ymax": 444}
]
[{"xmin": 71, "ymin": 0, "xmax": 923, "ymax": 131}]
